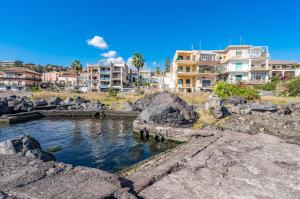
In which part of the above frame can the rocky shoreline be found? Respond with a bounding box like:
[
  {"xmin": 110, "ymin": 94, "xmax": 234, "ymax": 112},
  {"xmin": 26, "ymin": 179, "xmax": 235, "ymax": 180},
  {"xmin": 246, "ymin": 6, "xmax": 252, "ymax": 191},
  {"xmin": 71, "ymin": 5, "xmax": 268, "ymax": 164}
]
[{"xmin": 0, "ymin": 92, "xmax": 300, "ymax": 199}]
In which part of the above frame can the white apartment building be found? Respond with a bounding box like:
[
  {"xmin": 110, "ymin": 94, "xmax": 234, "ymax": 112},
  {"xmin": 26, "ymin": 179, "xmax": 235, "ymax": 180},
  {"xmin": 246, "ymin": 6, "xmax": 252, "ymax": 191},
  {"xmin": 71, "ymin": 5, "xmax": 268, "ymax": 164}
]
[
  {"xmin": 218, "ymin": 45, "xmax": 270, "ymax": 84},
  {"xmin": 86, "ymin": 61, "xmax": 128, "ymax": 92}
]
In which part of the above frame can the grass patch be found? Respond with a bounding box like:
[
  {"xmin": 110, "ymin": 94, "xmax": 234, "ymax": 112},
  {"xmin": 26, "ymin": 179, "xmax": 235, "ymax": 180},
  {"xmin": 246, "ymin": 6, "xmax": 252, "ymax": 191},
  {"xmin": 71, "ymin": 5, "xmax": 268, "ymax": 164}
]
[
  {"xmin": 177, "ymin": 92, "xmax": 209, "ymax": 105},
  {"xmin": 193, "ymin": 110, "xmax": 218, "ymax": 129},
  {"xmin": 258, "ymin": 96, "xmax": 300, "ymax": 105}
]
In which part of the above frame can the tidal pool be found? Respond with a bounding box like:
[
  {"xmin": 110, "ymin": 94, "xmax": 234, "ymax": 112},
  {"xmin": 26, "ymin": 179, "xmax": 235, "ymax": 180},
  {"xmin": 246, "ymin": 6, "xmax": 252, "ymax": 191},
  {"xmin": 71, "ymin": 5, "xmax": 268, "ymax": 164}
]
[{"xmin": 0, "ymin": 117, "xmax": 178, "ymax": 173}]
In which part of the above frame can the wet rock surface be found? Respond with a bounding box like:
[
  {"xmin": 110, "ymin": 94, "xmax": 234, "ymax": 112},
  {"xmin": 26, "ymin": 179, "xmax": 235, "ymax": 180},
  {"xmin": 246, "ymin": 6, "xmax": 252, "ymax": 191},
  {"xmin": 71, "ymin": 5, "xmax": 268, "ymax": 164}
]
[
  {"xmin": 0, "ymin": 135, "xmax": 55, "ymax": 162},
  {"xmin": 134, "ymin": 92, "xmax": 198, "ymax": 127}
]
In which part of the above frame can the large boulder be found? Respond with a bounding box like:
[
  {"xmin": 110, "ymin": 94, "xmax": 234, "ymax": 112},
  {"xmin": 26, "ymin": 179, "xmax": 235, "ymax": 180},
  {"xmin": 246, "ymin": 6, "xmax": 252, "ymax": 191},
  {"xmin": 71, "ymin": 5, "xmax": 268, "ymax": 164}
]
[
  {"xmin": 123, "ymin": 101, "xmax": 138, "ymax": 111},
  {"xmin": 48, "ymin": 97, "xmax": 62, "ymax": 105},
  {"xmin": 204, "ymin": 95, "xmax": 229, "ymax": 119},
  {"xmin": 33, "ymin": 99, "xmax": 48, "ymax": 107},
  {"xmin": 0, "ymin": 135, "xmax": 55, "ymax": 162},
  {"xmin": 0, "ymin": 100, "xmax": 10, "ymax": 116},
  {"xmin": 134, "ymin": 92, "xmax": 198, "ymax": 127}
]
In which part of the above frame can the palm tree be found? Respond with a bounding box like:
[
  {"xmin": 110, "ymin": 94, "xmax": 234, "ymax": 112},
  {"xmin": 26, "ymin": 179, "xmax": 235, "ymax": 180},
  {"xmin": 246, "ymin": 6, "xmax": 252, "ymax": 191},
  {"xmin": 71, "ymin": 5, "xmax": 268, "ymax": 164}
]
[
  {"xmin": 71, "ymin": 60, "xmax": 83, "ymax": 91},
  {"xmin": 131, "ymin": 53, "xmax": 145, "ymax": 91},
  {"xmin": 163, "ymin": 57, "xmax": 171, "ymax": 91}
]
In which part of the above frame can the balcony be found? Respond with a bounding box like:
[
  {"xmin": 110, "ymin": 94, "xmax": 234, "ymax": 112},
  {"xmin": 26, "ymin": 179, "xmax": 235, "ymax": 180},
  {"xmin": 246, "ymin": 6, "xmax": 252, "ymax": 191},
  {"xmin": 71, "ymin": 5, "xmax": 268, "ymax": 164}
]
[
  {"xmin": 250, "ymin": 66, "xmax": 269, "ymax": 71},
  {"xmin": 100, "ymin": 71, "xmax": 110, "ymax": 75},
  {"xmin": 100, "ymin": 77, "xmax": 110, "ymax": 81},
  {"xmin": 198, "ymin": 68, "xmax": 216, "ymax": 73},
  {"xmin": 112, "ymin": 75, "xmax": 121, "ymax": 79},
  {"xmin": 100, "ymin": 84, "xmax": 110, "ymax": 88}
]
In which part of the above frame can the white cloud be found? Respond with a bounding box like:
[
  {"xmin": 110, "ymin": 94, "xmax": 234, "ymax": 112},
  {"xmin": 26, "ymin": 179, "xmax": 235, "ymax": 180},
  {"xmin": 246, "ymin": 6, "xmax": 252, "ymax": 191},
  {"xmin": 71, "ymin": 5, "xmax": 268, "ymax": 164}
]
[
  {"xmin": 87, "ymin": 35, "xmax": 108, "ymax": 49},
  {"xmin": 101, "ymin": 50, "xmax": 117, "ymax": 58},
  {"xmin": 152, "ymin": 61, "xmax": 157, "ymax": 66},
  {"xmin": 100, "ymin": 56, "xmax": 124, "ymax": 64}
]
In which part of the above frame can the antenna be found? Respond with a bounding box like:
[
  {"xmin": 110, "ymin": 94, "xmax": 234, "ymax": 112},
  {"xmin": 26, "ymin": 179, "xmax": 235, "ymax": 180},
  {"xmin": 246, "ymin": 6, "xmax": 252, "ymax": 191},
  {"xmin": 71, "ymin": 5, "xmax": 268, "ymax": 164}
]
[
  {"xmin": 227, "ymin": 39, "xmax": 232, "ymax": 46},
  {"xmin": 199, "ymin": 41, "xmax": 202, "ymax": 50}
]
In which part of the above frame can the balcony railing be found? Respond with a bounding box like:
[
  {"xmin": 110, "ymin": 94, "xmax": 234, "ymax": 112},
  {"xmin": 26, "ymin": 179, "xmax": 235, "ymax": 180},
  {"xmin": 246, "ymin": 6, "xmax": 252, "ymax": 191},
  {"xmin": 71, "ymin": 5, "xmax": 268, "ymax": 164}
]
[
  {"xmin": 251, "ymin": 66, "xmax": 269, "ymax": 70},
  {"xmin": 100, "ymin": 77, "xmax": 110, "ymax": 81},
  {"xmin": 100, "ymin": 85, "xmax": 110, "ymax": 88},
  {"xmin": 100, "ymin": 71, "xmax": 110, "ymax": 74}
]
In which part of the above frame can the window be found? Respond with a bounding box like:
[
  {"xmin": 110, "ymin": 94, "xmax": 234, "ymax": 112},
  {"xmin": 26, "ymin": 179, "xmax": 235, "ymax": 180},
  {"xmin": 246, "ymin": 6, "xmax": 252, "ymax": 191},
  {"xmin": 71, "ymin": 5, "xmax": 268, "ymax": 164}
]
[
  {"xmin": 235, "ymin": 62, "xmax": 243, "ymax": 71},
  {"xmin": 186, "ymin": 79, "xmax": 191, "ymax": 87},
  {"xmin": 177, "ymin": 67, "xmax": 183, "ymax": 72},
  {"xmin": 202, "ymin": 80, "xmax": 211, "ymax": 87},
  {"xmin": 186, "ymin": 67, "xmax": 190, "ymax": 72},
  {"xmin": 236, "ymin": 51, "xmax": 242, "ymax": 57},
  {"xmin": 235, "ymin": 75, "xmax": 242, "ymax": 81},
  {"xmin": 177, "ymin": 79, "xmax": 183, "ymax": 85},
  {"xmin": 177, "ymin": 56, "xmax": 183, "ymax": 60}
]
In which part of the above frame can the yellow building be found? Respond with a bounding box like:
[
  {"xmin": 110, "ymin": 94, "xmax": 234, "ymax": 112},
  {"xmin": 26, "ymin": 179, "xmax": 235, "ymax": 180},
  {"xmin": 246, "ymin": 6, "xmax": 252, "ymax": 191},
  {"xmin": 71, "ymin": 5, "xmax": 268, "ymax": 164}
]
[{"xmin": 172, "ymin": 50, "xmax": 220, "ymax": 92}]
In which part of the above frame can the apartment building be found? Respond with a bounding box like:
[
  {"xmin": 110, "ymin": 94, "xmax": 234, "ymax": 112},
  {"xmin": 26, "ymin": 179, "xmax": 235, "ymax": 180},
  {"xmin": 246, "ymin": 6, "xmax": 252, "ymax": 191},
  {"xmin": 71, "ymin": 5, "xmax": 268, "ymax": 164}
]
[
  {"xmin": 111, "ymin": 62, "xmax": 128, "ymax": 91},
  {"xmin": 0, "ymin": 60, "xmax": 23, "ymax": 68},
  {"xmin": 0, "ymin": 67, "xmax": 41, "ymax": 91},
  {"xmin": 218, "ymin": 45, "xmax": 270, "ymax": 84},
  {"xmin": 269, "ymin": 60, "xmax": 300, "ymax": 80},
  {"xmin": 172, "ymin": 50, "xmax": 220, "ymax": 92},
  {"xmin": 86, "ymin": 61, "xmax": 128, "ymax": 92}
]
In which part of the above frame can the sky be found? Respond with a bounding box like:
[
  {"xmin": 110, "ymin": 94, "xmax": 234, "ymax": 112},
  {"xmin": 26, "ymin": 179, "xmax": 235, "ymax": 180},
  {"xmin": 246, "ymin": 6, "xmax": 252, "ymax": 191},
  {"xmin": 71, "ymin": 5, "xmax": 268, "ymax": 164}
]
[{"xmin": 0, "ymin": 0, "xmax": 300, "ymax": 69}]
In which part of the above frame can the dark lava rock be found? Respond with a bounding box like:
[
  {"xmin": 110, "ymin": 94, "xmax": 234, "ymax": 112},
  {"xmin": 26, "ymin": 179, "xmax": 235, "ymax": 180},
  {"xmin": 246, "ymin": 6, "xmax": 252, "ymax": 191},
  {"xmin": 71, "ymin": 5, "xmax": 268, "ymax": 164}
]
[
  {"xmin": 123, "ymin": 101, "xmax": 138, "ymax": 111},
  {"xmin": 250, "ymin": 103, "xmax": 278, "ymax": 112},
  {"xmin": 33, "ymin": 99, "xmax": 48, "ymax": 107},
  {"xmin": 63, "ymin": 97, "xmax": 75, "ymax": 106},
  {"xmin": 48, "ymin": 97, "xmax": 62, "ymax": 105},
  {"xmin": 0, "ymin": 135, "xmax": 55, "ymax": 162},
  {"xmin": 0, "ymin": 101, "xmax": 9, "ymax": 116},
  {"xmin": 204, "ymin": 95, "xmax": 230, "ymax": 119},
  {"xmin": 135, "ymin": 92, "xmax": 198, "ymax": 127},
  {"xmin": 223, "ymin": 96, "xmax": 247, "ymax": 106}
]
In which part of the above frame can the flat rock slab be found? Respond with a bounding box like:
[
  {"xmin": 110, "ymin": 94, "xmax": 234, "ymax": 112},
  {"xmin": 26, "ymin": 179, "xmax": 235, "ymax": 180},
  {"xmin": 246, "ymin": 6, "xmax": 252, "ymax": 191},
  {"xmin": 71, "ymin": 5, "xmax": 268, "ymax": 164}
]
[
  {"xmin": 139, "ymin": 131, "xmax": 300, "ymax": 199},
  {"xmin": 0, "ymin": 155, "xmax": 136, "ymax": 199}
]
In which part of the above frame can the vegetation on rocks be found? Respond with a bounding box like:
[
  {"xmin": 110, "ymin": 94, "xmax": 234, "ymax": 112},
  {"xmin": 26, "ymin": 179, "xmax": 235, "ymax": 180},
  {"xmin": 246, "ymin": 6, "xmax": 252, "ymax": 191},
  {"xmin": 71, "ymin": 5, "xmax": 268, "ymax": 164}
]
[
  {"xmin": 213, "ymin": 82, "xmax": 259, "ymax": 100},
  {"xmin": 276, "ymin": 77, "xmax": 300, "ymax": 97}
]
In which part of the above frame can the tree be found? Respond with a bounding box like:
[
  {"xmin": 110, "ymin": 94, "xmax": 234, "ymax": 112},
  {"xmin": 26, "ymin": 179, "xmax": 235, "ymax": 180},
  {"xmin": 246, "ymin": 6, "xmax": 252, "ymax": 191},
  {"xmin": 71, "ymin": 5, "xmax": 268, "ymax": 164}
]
[
  {"xmin": 131, "ymin": 53, "xmax": 145, "ymax": 91},
  {"xmin": 164, "ymin": 57, "xmax": 171, "ymax": 72},
  {"xmin": 162, "ymin": 57, "xmax": 171, "ymax": 91},
  {"xmin": 156, "ymin": 66, "xmax": 161, "ymax": 74},
  {"xmin": 71, "ymin": 60, "xmax": 83, "ymax": 91}
]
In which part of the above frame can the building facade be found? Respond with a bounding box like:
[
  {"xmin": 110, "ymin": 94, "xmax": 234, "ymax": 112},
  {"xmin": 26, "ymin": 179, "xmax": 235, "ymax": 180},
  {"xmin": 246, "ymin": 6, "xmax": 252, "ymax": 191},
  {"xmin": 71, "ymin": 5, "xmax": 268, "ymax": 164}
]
[
  {"xmin": 86, "ymin": 61, "xmax": 128, "ymax": 92},
  {"xmin": 0, "ymin": 61, "xmax": 23, "ymax": 68},
  {"xmin": 172, "ymin": 50, "xmax": 220, "ymax": 92},
  {"xmin": 0, "ymin": 67, "xmax": 41, "ymax": 91},
  {"xmin": 171, "ymin": 45, "xmax": 270, "ymax": 92},
  {"xmin": 218, "ymin": 45, "xmax": 270, "ymax": 84},
  {"xmin": 269, "ymin": 60, "xmax": 300, "ymax": 80}
]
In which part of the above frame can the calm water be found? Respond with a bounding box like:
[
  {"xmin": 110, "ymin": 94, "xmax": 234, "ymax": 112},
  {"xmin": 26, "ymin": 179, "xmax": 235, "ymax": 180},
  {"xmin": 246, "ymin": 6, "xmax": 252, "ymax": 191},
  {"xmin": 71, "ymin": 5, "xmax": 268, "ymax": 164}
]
[{"xmin": 0, "ymin": 118, "xmax": 177, "ymax": 173}]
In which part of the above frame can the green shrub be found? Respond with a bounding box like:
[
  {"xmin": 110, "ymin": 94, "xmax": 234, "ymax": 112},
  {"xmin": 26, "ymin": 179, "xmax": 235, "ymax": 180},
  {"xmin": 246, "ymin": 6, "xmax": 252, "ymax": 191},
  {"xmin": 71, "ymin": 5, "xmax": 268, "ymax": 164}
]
[
  {"xmin": 213, "ymin": 82, "xmax": 259, "ymax": 100},
  {"xmin": 276, "ymin": 77, "xmax": 300, "ymax": 97},
  {"xmin": 108, "ymin": 87, "xmax": 117, "ymax": 97},
  {"xmin": 29, "ymin": 86, "xmax": 40, "ymax": 92}
]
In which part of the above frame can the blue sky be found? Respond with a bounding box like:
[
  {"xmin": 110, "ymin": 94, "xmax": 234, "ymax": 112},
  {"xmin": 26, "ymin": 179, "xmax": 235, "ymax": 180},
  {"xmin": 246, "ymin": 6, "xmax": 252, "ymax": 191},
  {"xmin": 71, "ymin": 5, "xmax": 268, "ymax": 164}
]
[{"xmin": 0, "ymin": 0, "xmax": 300, "ymax": 69}]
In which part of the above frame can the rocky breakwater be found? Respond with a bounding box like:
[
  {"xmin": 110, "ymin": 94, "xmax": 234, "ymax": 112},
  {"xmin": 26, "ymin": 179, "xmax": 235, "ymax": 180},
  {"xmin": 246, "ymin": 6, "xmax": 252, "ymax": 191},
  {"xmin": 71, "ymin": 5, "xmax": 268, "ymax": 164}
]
[
  {"xmin": 0, "ymin": 96, "xmax": 107, "ymax": 122},
  {"xmin": 204, "ymin": 95, "xmax": 300, "ymax": 145},
  {"xmin": 0, "ymin": 135, "xmax": 137, "ymax": 199}
]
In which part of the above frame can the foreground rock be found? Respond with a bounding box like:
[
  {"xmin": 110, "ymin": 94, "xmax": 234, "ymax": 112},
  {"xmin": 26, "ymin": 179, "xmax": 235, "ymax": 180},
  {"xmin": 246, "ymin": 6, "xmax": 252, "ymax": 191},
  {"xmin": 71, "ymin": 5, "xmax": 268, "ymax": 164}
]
[
  {"xmin": 123, "ymin": 130, "xmax": 300, "ymax": 199},
  {"xmin": 0, "ymin": 135, "xmax": 55, "ymax": 162},
  {"xmin": 133, "ymin": 92, "xmax": 198, "ymax": 127},
  {"xmin": 0, "ymin": 154, "xmax": 136, "ymax": 199}
]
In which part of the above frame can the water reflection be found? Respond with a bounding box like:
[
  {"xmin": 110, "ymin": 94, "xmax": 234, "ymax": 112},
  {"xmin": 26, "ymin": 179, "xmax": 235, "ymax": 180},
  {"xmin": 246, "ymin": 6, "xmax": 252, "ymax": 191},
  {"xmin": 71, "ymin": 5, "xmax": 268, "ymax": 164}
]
[{"xmin": 0, "ymin": 118, "xmax": 178, "ymax": 173}]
